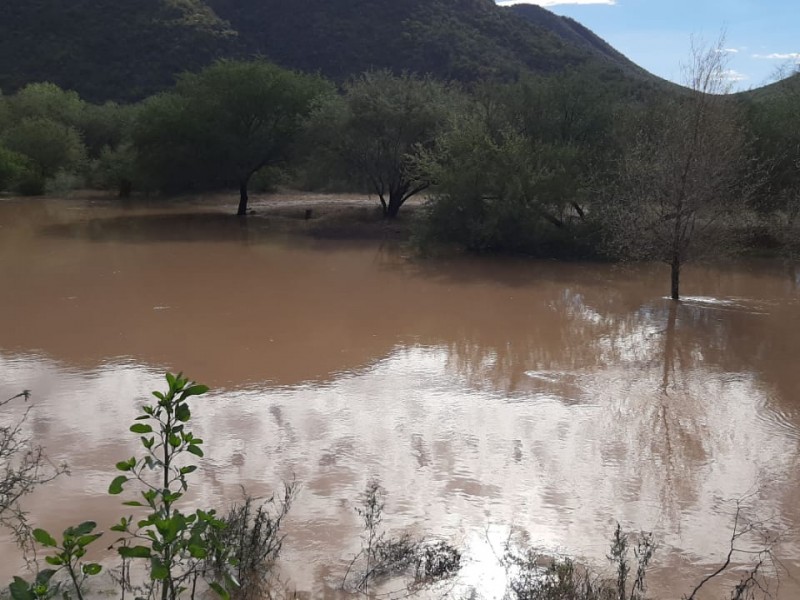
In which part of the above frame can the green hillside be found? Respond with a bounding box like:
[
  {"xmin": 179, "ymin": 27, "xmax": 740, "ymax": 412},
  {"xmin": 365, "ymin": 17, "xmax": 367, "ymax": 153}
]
[
  {"xmin": 0, "ymin": 0, "xmax": 236, "ymax": 102},
  {"xmin": 0, "ymin": 0, "xmax": 656, "ymax": 102}
]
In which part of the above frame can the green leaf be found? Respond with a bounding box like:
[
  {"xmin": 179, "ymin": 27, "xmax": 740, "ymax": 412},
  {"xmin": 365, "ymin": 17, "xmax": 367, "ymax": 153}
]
[
  {"xmin": 116, "ymin": 457, "xmax": 136, "ymax": 472},
  {"xmin": 209, "ymin": 582, "xmax": 230, "ymax": 600},
  {"xmin": 122, "ymin": 500, "xmax": 144, "ymax": 507},
  {"xmin": 130, "ymin": 423, "xmax": 153, "ymax": 434},
  {"xmin": 9, "ymin": 577, "xmax": 35, "ymax": 600},
  {"xmin": 44, "ymin": 555, "xmax": 64, "ymax": 566},
  {"xmin": 77, "ymin": 533, "xmax": 102, "ymax": 547},
  {"xmin": 187, "ymin": 544, "xmax": 207, "ymax": 559},
  {"xmin": 187, "ymin": 445, "xmax": 204, "ymax": 458},
  {"xmin": 179, "ymin": 465, "xmax": 197, "ymax": 475},
  {"xmin": 71, "ymin": 521, "xmax": 97, "ymax": 536},
  {"xmin": 168, "ymin": 434, "xmax": 181, "ymax": 448},
  {"xmin": 166, "ymin": 372, "xmax": 177, "ymax": 388},
  {"xmin": 118, "ymin": 545, "xmax": 151, "ymax": 559},
  {"xmin": 82, "ymin": 563, "xmax": 102, "ymax": 576},
  {"xmin": 175, "ymin": 403, "xmax": 191, "ymax": 422},
  {"xmin": 150, "ymin": 556, "xmax": 168, "ymax": 581},
  {"xmin": 35, "ymin": 570, "xmax": 56, "ymax": 587},
  {"xmin": 109, "ymin": 476, "xmax": 128, "ymax": 495},
  {"xmin": 181, "ymin": 384, "xmax": 208, "ymax": 399},
  {"xmin": 111, "ymin": 517, "xmax": 128, "ymax": 533},
  {"xmin": 32, "ymin": 528, "xmax": 57, "ymax": 548}
]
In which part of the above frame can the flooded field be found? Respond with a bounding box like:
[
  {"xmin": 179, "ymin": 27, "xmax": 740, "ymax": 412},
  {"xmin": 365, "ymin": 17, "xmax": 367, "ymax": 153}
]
[{"xmin": 1, "ymin": 195, "xmax": 799, "ymax": 598}]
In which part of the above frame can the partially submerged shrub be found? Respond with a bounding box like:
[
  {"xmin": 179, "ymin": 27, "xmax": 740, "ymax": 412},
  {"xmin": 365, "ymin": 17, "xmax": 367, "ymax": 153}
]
[
  {"xmin": 343, "ymin": 479, "xmax": 461, "ymax": 594},
  {"xmin": 208, "ymin": 484, "xmax": 297, "ymax": 600},
  {"xmin": 505, "ymin": 524, "xmax": 655, "ymax": 600}
]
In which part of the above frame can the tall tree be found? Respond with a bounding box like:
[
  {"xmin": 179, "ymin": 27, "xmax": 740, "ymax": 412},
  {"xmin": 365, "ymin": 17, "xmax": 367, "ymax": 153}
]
[
  {"xmin": 134, "ymin": 60, "xmax": 330, "ymax": 215},
  {"xmin": 309, "ymin": 71, "xmax": 457, "ymax": 219},
  {"xmin": 604, "ymin": 38, "xmax": 755, "ymax": 300}
]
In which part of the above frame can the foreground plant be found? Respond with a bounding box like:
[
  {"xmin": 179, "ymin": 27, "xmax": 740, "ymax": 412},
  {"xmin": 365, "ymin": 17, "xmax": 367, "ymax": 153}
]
[
  {"xmin": 108, "ymin": 372, "xmax": 236, "ymax": 600},
  {"xmin": 8, "ymin": 521, "xmax": 104, "ymax": 600}
]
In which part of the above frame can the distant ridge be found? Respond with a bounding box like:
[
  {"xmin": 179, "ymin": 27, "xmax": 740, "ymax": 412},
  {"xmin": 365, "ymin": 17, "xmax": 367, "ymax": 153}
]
[{"xmin": 505, "ymin": 3, "xmax": 641, "ymax": 72}]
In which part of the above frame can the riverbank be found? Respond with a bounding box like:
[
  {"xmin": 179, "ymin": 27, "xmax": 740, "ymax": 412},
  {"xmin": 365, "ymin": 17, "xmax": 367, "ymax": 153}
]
[{"xmin": 4, "ymin": 189, "xmax": 796, "ymax": 260}]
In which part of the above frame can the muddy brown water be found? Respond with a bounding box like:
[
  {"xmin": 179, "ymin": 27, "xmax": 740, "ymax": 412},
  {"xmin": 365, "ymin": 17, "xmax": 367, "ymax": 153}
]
[{"xmin": 1, "ymin": 196, "xmax": 799, "ymax": 598}]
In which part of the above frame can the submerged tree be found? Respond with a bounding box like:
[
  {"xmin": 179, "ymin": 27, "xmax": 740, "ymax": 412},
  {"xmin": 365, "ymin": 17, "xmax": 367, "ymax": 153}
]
[
  {"xmin": 604, "ymin": 37, "xmax": 755, "ymax": 300},
  {"xmin": 309, "ymin": 71, "xmax": 457, "ymax": 219},
  {"xmin": 134, "ymin": 60, "xmax": 330, "ymax": 215}
]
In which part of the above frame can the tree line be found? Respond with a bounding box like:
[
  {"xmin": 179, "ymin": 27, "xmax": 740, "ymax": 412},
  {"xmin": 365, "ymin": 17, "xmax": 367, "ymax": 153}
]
[{"xmin": 0, "ymin": 42, "xmax": 798, "ymax": 299}]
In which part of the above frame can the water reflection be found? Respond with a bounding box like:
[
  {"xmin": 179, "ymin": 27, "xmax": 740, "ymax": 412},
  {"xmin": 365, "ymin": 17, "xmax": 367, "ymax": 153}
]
[{"xmin": 0, "ymin": 198, "xmax": 799, "ymax": 597}]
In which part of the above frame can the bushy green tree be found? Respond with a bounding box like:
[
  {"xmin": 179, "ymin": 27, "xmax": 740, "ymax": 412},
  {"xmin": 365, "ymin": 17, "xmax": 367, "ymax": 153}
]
[
  {"xmin": 79, "ymin": 101, "xmax": 135, "ymax": 158},
  {"xmin": 93, "ymin": 142, "xmax": 137, "ymax": 197},
  {"xmin": 309, "ymin": 71, "xmax": 458, "ymax": 219},
  {"xmin": 497, "ymin": 67, "xmax": 621, "ymax": 216},
  {"xmin": 418, "ymin": 106, "xmax": 589, "ymax": 253},
  {"xmin": 0, "ymin": 146, "xmax": 30, "ymax": 192},
  {"xmin": 0, "ymin": 83, "xmax": 132, "ymax": 196},
  {"xmin": 134, "ymin": 60, "xmax": 331, "ymax": 214},
  {"xmin": 2, "ymin": 117, "xmax": 86, "ymax": 194},
  {"xmin": 417, "ymin": 69, "xmax": 618, "ymax": 254},
  {"xmin": 8, "ymin": 82, "xmax": 85, "ymax": 128}
]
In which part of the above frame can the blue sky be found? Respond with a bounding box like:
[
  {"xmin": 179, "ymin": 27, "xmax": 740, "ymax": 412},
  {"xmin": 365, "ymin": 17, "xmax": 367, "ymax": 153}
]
[{"xmin": 496, "ymin": 0, "xmax": 799, "ymax": 91}]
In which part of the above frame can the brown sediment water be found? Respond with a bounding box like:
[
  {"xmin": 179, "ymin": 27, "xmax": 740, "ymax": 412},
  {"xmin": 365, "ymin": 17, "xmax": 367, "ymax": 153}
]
[{"xmin": 0, "ymin": 195, "xmax": 799, "ymax": 598}]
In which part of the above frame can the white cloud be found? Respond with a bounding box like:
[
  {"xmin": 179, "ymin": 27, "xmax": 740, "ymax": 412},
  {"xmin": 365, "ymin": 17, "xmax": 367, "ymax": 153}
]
[
  {"xmin": 752, "ymin": 52, "xmax": 800, "ymax": 61},
  {"xmin": 723, "ymin": 48, "xmax": 739, "ymax": 54},
  {"xmin": 497, "ymin": 0, "xmax": 616, "ymax": 6},
  {"xmin": 721, "ymin": 69, "xmax": 748, "ymax": 82}
]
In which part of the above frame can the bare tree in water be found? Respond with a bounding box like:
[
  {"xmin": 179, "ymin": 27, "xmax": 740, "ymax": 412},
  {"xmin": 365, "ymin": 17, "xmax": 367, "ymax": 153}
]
[{"xmin": 605, "ymin": 36, "xmax": 755, "ymax": 300}]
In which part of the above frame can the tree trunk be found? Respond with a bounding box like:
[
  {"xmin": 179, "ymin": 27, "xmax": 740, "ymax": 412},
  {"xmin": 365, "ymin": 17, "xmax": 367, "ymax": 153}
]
[
  {"xmin": 237, "ymin": 180, "xmax": 249, "ymax": 216},
  {"xmin": 386, "ymin": 190, "xmax": 404, "ymax": 220},
  {"xmin": 118, "ymin": 179, "xmax": 132, "ymax": 198},
  {"xmin": 670, "ymin": 254, "xmax": 681, "ymax": 300}
]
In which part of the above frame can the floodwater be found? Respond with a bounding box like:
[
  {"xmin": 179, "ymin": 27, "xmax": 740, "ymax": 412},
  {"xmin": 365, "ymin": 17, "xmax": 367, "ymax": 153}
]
[{"xmin": 1, "ymin": 196, "xmax": 799, "ymax": 598}]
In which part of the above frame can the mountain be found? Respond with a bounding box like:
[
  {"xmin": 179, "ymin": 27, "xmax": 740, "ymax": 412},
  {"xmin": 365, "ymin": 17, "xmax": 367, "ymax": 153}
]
[{"xmin": 0, "ymin": 0, "xmax": 655, "ymax": 102}]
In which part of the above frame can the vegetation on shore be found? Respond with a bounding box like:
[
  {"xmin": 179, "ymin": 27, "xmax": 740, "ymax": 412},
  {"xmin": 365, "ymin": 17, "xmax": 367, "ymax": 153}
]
[{"xmin": 0, "ymin": 44, "xmax": 798, "ymax": 299}]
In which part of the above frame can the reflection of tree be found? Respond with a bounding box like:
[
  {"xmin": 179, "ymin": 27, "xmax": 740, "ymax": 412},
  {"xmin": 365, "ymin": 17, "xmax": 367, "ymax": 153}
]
[{"xmin": 440, "ymin": 280, "xmax": 797, "ymax": 551}]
